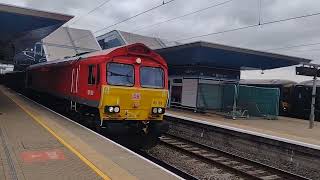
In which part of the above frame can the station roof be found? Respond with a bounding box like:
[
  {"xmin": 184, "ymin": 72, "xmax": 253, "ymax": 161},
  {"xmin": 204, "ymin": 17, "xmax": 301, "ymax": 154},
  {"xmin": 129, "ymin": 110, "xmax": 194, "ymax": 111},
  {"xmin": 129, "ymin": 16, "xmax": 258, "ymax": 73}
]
[
  {"xmin": 240, "ymin": 79, "xmax": 297, "ymax": 86},
  {"xmin": 298, "ymin": 80, "xmax": 320, "ymax": 87},
  {"xmin": 0, "ymin": 3, "xmax": 73, "ymax": 62},
  {"xmin": 97, "ymin": 30, "xmax": 181, "ymax": 50},
  {"xmin": 156, "ymin": 41, "xmax": 311, "ymax": 70}
]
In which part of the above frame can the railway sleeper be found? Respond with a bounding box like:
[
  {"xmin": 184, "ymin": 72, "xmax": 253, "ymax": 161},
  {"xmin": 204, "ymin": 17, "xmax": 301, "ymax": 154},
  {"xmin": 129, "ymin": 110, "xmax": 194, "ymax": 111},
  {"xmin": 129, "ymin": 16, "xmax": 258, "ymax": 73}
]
[
  {"xmin": 260, "ymin": 174, "xmax": 281, "ymax": 180},
  {"xmin": 245, "ymin": 169, "xmax": 267, "ymax": 175},
  {"xmin": 202, "ymin": 154, "xmax": 219, "ymax": 158},
  {"xmin": 177, "ymin": 144, "xmax": 192, "ymax": 148},
  {"xmin": 233, "ymin": 164, "xmax": 253, "ymax": 170},
  {"xmin": 210, "ymin": 157, "xmax": 228, "ymax": 161},
  {"xmin": 159, "ymin": 137, "xmax": 173, "ymax": 141},
  {"xmin": 190, "ymin": 150, "xmax": 205, "ymax": 154},
  {"xmin": 220, "ymin": 160, "xmax": 241, "ymax": 165},
  {"xmin": 184, "ymin": 147, "xmax": 200, "ymax": 152}
]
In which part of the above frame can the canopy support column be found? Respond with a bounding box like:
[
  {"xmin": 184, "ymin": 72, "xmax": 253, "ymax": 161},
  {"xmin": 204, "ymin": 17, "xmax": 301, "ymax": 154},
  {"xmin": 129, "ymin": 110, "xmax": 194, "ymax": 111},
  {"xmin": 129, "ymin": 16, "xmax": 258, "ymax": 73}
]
[{"xmin": 309, "ymin": 75, "xmax": 317, "ymax": 129}]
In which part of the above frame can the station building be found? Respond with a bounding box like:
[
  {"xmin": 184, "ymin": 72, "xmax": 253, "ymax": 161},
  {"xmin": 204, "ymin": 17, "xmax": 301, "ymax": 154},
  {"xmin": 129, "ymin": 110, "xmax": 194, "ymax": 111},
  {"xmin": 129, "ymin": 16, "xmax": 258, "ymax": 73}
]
[
  {"xmin": 97, "ymin": 30, "xmax": 310, "ymax": 118},
  {"xmin": 0, "ymin": 4, "xmax": 319, "ymax": 180}
]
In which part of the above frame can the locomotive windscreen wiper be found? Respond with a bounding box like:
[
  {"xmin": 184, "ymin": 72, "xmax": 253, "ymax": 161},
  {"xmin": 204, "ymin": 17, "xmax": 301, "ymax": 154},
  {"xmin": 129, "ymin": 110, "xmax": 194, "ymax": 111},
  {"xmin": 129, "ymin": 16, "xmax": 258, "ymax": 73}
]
[
  {"xmin": 107, "ymin": 70, "xmax": 134, "ymax": 84},
  {"xmin": 107, "ymin": 70, "xmax": 132, "ymax": 77}
]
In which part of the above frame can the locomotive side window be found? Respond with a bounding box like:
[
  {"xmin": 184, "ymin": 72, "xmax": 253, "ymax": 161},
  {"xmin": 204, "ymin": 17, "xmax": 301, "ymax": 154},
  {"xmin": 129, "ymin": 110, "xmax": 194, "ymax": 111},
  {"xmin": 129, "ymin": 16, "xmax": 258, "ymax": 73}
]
[
  {"xmin": 96, "ymin": 64, "xmax": 100, "ymax": 84},
  {"xmin": 140, "ymin": 67, "xmax": 164, "ymax": 88},
  {"xmin": 88, "ymin": 65, "xmax": 96, "ymax": 85},
  {"xmin": 107, "ymin": 63, "xmax": 134, "ymax": 86}
]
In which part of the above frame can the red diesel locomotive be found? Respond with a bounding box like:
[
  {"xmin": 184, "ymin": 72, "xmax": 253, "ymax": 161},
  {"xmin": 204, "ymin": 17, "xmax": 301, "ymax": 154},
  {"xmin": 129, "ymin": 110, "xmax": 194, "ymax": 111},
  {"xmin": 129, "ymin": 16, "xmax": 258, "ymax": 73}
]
[{"xmin": 26, "ymin": 43, "xmax": 169, "ymax": 144}]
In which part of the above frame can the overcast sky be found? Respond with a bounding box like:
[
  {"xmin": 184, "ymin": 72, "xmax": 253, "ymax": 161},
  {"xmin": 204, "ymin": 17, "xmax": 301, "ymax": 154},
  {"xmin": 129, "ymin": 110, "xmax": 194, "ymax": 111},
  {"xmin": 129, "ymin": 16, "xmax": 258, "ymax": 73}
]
[{"xmin": 2, "ymin": 0, "xmax": 320, "ymax": 82}]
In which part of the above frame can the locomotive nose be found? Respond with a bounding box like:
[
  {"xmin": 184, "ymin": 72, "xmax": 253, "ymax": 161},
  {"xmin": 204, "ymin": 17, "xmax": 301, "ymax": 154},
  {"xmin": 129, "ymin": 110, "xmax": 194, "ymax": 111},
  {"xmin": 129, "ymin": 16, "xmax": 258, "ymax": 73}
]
[{"xmin": 100, "ymin": 86, "xmax": 168, "ymax": 121}]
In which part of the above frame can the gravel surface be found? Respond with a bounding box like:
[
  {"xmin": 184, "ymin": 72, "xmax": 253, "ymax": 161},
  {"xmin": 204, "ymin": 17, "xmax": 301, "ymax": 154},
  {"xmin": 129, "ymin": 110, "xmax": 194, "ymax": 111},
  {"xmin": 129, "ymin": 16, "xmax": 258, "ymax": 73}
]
[
  {"xmin": 146, "ymin": 144, "xmax": 243, "ymax": 180},
  {"xmin": 166, "ymin": 119, "xmax": 319, "ymax": 179}
]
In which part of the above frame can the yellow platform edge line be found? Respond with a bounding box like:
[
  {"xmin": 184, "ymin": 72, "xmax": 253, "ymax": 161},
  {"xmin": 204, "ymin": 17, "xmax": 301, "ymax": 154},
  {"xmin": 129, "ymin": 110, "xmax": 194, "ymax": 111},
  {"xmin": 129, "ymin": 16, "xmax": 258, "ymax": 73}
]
[{"xmin": 5, "ymin": 92, "xmax": 111, "ymax": 180}]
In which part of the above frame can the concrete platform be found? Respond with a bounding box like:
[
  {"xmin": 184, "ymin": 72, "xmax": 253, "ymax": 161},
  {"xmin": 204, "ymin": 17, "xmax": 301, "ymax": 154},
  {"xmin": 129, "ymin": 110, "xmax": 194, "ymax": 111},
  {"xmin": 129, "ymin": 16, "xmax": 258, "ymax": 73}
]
[
  {"xmin": 165, "ymin": 109, "xmax": 320, "ymax": 179},
  {"xmin": 0, "ymin": 85, "xmax": 180, "ymax": 180},
  {"xmin": 166, "ymin": 109, "xmax": 320, "ymax": 149}
]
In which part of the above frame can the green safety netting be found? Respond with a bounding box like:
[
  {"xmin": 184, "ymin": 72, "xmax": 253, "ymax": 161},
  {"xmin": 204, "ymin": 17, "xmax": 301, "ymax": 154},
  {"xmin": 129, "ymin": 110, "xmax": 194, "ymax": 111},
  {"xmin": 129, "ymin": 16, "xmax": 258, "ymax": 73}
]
[
  {"xmin": 197, "ymin": 83, "xmax": 223, "ymax": 110},
  {"xmin": 238, "ymin": 85, "xmax": 280, "ymax": 118},
  {"xmin": 197, "ymin": 83, "xmax": 280, "ymax": 118}
]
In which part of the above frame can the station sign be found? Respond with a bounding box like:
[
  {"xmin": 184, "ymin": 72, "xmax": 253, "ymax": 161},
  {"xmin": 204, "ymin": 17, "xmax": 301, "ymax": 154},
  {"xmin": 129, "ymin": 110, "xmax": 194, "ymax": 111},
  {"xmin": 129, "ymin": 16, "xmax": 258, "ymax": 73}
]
[{"xmin": 296, "ymin": 66, "xmax": 320, "ymax": 77}]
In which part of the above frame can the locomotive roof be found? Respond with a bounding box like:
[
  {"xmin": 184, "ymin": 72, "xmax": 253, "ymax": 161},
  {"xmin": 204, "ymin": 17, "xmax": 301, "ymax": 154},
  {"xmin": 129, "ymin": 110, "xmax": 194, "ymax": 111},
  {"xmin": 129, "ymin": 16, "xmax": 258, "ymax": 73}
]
[
  {"xmin": 28, "ymin": 45, "xmax": 125, "ymax": 68},
  {"xmin": 28, "ymin": 43, "xmax": 162, "ymax": 69}
]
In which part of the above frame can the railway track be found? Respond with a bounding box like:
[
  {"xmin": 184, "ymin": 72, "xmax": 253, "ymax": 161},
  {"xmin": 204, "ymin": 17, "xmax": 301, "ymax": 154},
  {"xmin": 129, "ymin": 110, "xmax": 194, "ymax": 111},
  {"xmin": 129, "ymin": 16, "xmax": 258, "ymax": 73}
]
[
  {"xmin": 160, "ymin": 134, "xmax": 310, "ymax": 180},
  {"xmin": 136, "ymin": 149, "xmax": 199, "ymax": 180},
  {"xmin": 10, "ymin": 89, "xmax": 312, "ymax": 179}
]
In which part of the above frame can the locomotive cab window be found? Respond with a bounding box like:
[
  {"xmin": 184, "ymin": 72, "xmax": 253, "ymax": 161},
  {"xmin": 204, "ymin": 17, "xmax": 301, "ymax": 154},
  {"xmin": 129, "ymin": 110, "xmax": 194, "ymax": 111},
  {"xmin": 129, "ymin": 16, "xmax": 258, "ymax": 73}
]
[
  {"xmin": 88, "ymin": 65, "xmax": 96, "ymax": 85},
  {"xmin": 107, "ymin": 62, "xmax": 134, "ymax": 86},
  {"xmin": 140, "ymin": 67, "xmax": 164, "ymax": 88}
]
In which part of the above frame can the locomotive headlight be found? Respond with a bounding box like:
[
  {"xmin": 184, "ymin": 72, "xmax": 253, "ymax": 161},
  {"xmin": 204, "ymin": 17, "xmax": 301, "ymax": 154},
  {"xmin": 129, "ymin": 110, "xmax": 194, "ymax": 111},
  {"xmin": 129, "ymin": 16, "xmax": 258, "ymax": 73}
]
[
  {"xmin": 105, "ymin": 106, "xmax": 120, "ymax": 113},
  {"xmin": 152, "ymin": 107, "xmax": 165, "ymax": 114},
  {"xmin": 136, "ymin": 58, "xmax": 142, "ymax": 64},
  {"xmin": 114, "ymin": 106, "xmax": 120, "ymax": 113},
  {"xmin": 152, "ymin": 107, "xmax": 158, "ymax": 114},
  {"xmin": 159, "ymin": 108, "xmax": 165, "ymax": 114}
]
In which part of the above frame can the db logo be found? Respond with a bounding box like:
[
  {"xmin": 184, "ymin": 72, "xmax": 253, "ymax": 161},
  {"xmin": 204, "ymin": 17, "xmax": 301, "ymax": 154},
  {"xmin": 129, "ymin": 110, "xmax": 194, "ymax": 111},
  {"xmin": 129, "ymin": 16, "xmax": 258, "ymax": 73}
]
[{"xmin": 132, "ymin": 93, "xmax": 141, "ymax": 100}]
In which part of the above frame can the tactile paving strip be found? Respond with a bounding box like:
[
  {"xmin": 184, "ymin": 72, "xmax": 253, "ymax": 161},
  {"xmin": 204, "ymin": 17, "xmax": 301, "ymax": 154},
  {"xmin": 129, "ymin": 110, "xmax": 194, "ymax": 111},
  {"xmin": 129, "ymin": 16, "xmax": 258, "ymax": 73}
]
[
  {"xmin": 0, "ymin": 127, "xmax": 18, "ymax": 180},
  {"xmin": 21, "ymin": 140, "xmax": 62, "ymax": 150}
]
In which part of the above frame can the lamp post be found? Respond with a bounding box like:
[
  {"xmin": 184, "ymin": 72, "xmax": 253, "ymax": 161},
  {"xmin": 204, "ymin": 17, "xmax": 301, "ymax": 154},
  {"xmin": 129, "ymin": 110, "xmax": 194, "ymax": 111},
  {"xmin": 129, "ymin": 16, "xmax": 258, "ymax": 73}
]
[{"xmin": 309, "ymin": 74, "xmax": 317, "ymax": 129}]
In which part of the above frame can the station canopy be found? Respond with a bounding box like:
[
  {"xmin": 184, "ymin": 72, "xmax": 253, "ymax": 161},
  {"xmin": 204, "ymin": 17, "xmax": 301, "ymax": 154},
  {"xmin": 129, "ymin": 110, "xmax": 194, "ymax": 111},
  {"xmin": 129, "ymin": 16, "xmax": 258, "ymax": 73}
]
[
  {"xmin": 156, "ymin": 41, "xmax": 311, "ymax": 70},
  {"xmin": 0, "ymin": 3, "xmax": 73, "ymax": 63}
]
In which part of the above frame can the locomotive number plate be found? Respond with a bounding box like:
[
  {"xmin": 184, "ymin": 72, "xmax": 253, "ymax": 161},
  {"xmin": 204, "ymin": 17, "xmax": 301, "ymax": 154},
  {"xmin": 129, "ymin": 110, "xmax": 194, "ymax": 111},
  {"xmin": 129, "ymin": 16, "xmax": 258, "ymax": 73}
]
[{"xmin": 87, "ymin": 90, "xmax": 94, "ymax": 96}]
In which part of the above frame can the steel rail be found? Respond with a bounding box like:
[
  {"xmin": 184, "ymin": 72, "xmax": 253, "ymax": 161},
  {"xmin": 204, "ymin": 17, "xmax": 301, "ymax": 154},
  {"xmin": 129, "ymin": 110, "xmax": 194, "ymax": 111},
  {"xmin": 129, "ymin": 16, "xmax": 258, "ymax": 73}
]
[{"xmin": 160, "ymin": 133, "xmax": 310, "ymax": 180}]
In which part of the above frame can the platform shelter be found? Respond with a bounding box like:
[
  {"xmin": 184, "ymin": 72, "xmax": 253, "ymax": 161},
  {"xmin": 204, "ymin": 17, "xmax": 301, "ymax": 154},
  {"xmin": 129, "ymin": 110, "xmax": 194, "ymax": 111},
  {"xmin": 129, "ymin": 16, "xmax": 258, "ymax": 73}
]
[
  {"xmin": 97, "ymin": 31, "xmax": 311, "ymax": 118},
  {"xmin": 156, "ymin": 42, "xmax": 311, "ymax": 117}
]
